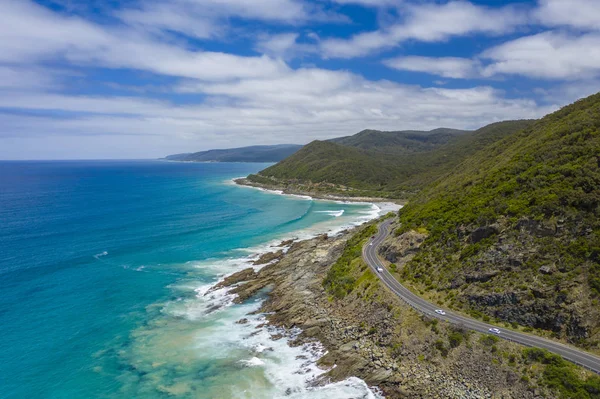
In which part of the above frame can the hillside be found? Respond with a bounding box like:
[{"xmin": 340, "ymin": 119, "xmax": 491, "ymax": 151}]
[
  {"xmin": 165, "ymin": 144, "xmax": 302, "ymax": 162},
  {"xmin": 250, "ymin": 121, "xmax": 533, "ymax": 198},
  {"xmin": 388, "ymin": 92, "xmax": 600, "ymax": 347},
  {"xmin": 330, "ymin": 128, "xmax": 469, "ymax": 154}
]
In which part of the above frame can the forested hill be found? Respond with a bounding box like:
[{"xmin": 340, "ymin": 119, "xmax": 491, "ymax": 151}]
[
  {"xmin": 165, "ymin": 144, "xmax": 302, "ymax": 163},
  {"xmin": 393, "ymin": 92, "xmax": 600, "ymax": 345},
  {"xmin": 329, "ymin": 127, "xmax": 469, "ymax": 154},
  {"xmin": 250, "ymin": 120, "xmax": 533, "ymax": 198}
]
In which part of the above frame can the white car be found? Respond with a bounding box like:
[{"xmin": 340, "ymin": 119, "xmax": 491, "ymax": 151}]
[
  {"xmin": 369, "ymin": 242, "xmax": 373, "ymax": 246},
  {"xmin": 488, "ymin": 328, "xmax": 501, "ymax": 334},
  {"xmin": 376, "ymin": 267, "xmax": 383, "ymax": 273},
  {"xmin": 435, "ymin": 309, "xmax": 446, "ymax": 316}
]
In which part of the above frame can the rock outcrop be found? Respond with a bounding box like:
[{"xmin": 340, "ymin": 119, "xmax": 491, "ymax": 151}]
[{"xmin": 212, "ymin": 226, "xmax": 556, "ymax": 398}]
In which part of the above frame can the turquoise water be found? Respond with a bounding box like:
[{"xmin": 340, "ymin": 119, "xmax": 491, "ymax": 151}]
[{"xmin": 0, "ymin": 160, "xmax": 383, "ymax": 399}]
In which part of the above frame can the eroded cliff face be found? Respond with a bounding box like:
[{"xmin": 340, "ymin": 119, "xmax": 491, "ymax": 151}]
[
  {"xmin": 215, "ymin": 227, "xmax": 556, "ymax": 398},
  {"xmin": 384, "ymin": 217, "xmax": 600, "ymax": 348}
]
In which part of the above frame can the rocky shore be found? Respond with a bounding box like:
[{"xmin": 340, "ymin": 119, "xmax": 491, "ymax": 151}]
[
  {"xmin": 233, "ymin": 177, "xmax": 404, "ymax": 204},
  {"xmin": 209, "ymin": 224, "xmax": 557, "ymax": 398}
]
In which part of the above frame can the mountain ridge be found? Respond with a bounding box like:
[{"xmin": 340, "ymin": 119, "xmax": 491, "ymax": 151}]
[
  {"xmin": 165, "ymin": 144, "xmax": 302, "ymax": 163},
  {"xmin": 389, "ymin": 92, "xmax": 600, "ymax": 348},
  {"xmin": 250, "ymin": 120, "xmax": 534, "ymax": 198}
]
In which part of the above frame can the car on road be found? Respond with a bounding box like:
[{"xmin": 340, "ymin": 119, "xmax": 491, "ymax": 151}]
[
  {"xmin": 369, "ymin": 242, "xmax": 373, "ymax": 246},
  {"xmin": 435, "ymin": 309, "xmax": 446, "ymax": 316},
  {"xmin": 376, "ymin": 267, "xmax": 383, "ymax": 273},
  {"xmin": 488, "ymin": 328, "xmax": 501, "ymax": 334}
]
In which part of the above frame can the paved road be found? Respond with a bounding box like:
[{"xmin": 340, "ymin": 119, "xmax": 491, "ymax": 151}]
[{"xmin": 364, "ymin": 218, "xmax": 600, "ymax": 374}]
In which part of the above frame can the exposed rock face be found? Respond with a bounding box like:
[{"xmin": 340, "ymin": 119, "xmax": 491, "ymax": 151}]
[
  {"xmin": 379, "ymin": 230, "xmax": 426, "ymax": 264},
  {"xmin": 278, "ymin": 239, "xmax": 296, "ymax": 247},
  {"xmin": 208, "ymin": 268, "xmax": 257, "ymax": 292},
  {"xmin": 538, "ymin": 265, "xmax": 554, "ymax": 275},
  {"xmin": 253, "ymin": 250, "xmax": 284, "ymax": 265},
  {"xmin": 214, "ymin": 228, "xmax": 547, "ymax": 398},
  {"xmin": 385, "ymin": 217, "xmax": 600, "ymax": 346},
  {"xmin": 469, "ymin": 224, "xmax": 499, "ymax": 243}
]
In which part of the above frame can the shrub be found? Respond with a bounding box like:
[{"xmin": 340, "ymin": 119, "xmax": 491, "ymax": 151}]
[
  {"xmin": 323, "ymin": 224, "xmax": 377, "ymax": 298},
  {"xmin": 434, "ymin": 340, "xmax": 449, "ymax": 357},
  {"xmin": 479, "ymin": 335, "xmax": 499, "ymax": 347},
  {"xmin": 448, "ymin": 331, "xmax": 464, "ymax": 348}
]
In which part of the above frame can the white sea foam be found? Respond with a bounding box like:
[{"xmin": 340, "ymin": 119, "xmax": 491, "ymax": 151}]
[
  {"xmin": 315, "ymin": 210, "xmax": 345, "ymax": 217},
  {"xmin": 118, "ymin": 182, "xmax": 397, "ymax": 398},
  {"xmin": 93, "ymin": 251, "xmax": 108, "ymax": 259},
  {"xmin": 161, "ymin": 236, "xmax": 386, "ymax": 397},
  {"xmin": 241, "ymin": 357, "xmax": 266, "ymax": 367}
]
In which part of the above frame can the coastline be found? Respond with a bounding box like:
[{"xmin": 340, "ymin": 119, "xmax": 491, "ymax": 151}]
[
  {"xmin": 232, "ymin": 177, "xmax": 406, "ymax": 205},
  {"xmin": 203, "ymin": 179, "xmax": 563, "ymax": 398},
  {"xmin": 191, "ymin": 184, "xmax": 400, "ymax": 397},
  {"xmin": 211, "ymin": 223, "xmax": 556, "ymax": 398}
]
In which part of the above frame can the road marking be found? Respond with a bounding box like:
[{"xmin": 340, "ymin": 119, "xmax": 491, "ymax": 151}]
[{"xmin": 363, "ymin": 219, "xmax": 600, "ymax": 374}]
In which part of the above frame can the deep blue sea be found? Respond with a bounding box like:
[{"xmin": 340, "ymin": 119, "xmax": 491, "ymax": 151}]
[{"xmin": 0, "ymin": 160, "xmax": 385, "ymax": 399}]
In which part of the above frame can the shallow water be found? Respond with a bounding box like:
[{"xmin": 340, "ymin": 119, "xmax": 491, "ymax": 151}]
[{"xmin": 0, "ymin": 160, "xmax": 387, "ymax": 398}]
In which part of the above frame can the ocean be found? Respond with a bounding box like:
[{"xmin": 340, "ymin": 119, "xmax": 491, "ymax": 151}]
[{"xmin": 0, "ymin": 160, "xmax": 388, "ymax": 399}]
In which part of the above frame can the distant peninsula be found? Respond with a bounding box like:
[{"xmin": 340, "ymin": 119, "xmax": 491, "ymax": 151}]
[{"xmin": 164, "ymin": 144, "xmax": 302, "ymax": 163}]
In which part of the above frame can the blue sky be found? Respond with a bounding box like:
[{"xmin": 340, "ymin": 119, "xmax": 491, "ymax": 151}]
[{"xmin": 1, "ymin": 0, "xmax": 599, "ymax": 159}]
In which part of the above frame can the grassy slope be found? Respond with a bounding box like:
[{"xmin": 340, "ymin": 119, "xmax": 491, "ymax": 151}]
[
  {"xmin": 253, "ymin": 121, "xmax": 533, "ymax": 198},
  {"xmin": 396, "ymin": 92, "xmax": 600, "ymax": 346}
]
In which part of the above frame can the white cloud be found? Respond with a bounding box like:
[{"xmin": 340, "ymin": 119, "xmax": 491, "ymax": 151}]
[
  {"xmin": 0, "ymin": 0, "xmax": 289, "ymax": 81},
  {"xmin": 320, "ymin": 1, "xmax": 526, "ymax": 58},
  {"xmin": 482, "ymin": 32, "xmax": 600, "ymax": 80},
  {"xmin": 0, "ymin": 0, "xmax": 585, "ymax": 160},
  {"xmin": 0, "ymin": 66, "xmax": 553, "ymax": 159},
  {"xmin": 384, "ymin": 56, "xmax": 477, "ymax": 78},
  {"xmin": 535, "ymin": 0, "xmax": 600, "ymax": 31},
  {"xmin": 0, "ymin": 66, "xmax": 67, "ymax": 90},
  {"xmin": 254, "ymin": 32, "xmax": 320, "ymax": 59},
  {"xmin": 331, "ymin": 0, "xmax": 401, "ymax": 6},
  {"xmin": 118, "ymin": 4, "xmax": 217, "ymax": 39},
  {"xmin": 117, "ymin": 0, "xmax": 346, "ymax": 40}
]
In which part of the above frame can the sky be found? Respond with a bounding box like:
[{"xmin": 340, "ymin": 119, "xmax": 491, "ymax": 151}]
[{"xmin": 1, "ymin": 0, "xmax": 599, "ymax": 159}]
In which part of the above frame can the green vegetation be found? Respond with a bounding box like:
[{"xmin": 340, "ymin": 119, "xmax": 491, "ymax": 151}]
[
  {"xmin": 479, "ymin": 335, "xmax": 499, "ymax": 347},
  {"xmin": 323, "ymin": 224, "xmax": 377, "ymax": 298},
  {"xmin": 165, "ymin": 144, "xmax": 302, "ymax": 162},
  {"xmin": 522, "ymin": 348, "xmax": 600, "ymax": 399},
  {"xmin": 396, "ymin": 92, "xmax": 600, "ymax": 343},
  {"xmin": 448, "ymin": 330, "xmax": 465, "ymax": 348},
  {"xmin": 251, "ymin": 121, "xmax": 533, "ymax": 198}
]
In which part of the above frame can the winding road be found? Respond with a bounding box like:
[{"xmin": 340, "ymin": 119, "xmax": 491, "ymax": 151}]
[{"xmin": 364, "ymin": 218, "xmax": 600, "ymax": 374}]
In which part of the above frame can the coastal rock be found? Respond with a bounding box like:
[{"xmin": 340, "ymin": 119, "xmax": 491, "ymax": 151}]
[
  {"xmin": 217, "ymin": 225, "xmax": 546, "ymax": 398},
  {"xmin": 253, "ymin": 250, "xmax": 284, "ymax": 265},
  {"xmin": 208, "ymin": 268, "xmax": 257, "ymax": 293},
  {"xmin": 278, "ymin": 239, "xmax": 296, "ymax": 247}
]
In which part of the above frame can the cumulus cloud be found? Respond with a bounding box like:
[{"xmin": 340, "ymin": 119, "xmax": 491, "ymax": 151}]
[
  {"xmin": 0, "ymin": 0, "xmax": 289, "ymax": 81},
  {"xmin": 383, "ymin": 56, "xmax": 478, "ymax": 79},
  {"xmin": 482, "ymin": 32, "xmax": 600, "ymax": 80},
  {"xmin": 118, "ymin": 0, "xmax": 347, "ymax": 39},
  {"xmin": 331, "ymin": 0, "xmax": 402, "ymax": 6},
  {"xmin": 254, "ymin": 32, "xmax": 320, "ymax": 59},
  {"xmin": 535, "ymin": 0, "xmax": 600, "ymax": 31},
  {"xmin": 320, "ymin": 1, "xmax": 526, "ymax": 58},
  {"xmin": 0, "ymin": 0, "xmax": 590, "ymax": 159},
  {"xmin": 0, "ymin": 67, "xmax": 552, "ymax": 156}
]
